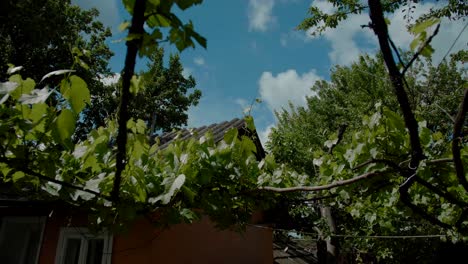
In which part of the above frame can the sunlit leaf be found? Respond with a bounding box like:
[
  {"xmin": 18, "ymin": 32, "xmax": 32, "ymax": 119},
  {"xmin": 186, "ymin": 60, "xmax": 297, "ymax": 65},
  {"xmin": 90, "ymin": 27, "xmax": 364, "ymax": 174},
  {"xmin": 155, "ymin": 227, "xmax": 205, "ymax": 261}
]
[
  {"xmin": 19, "ymin": 88, "xmax": 53, "ymax": 104},
  {"xmin": 60, "ymin": 75, "xmax": 90, "ymax": 113},
  {"xmin": 55, "ymin": 109, "xmax": 76, "ymax": 148},
  {"xmin": 41, "ymin": 69, "xmax": 75, "ymax": 82}
]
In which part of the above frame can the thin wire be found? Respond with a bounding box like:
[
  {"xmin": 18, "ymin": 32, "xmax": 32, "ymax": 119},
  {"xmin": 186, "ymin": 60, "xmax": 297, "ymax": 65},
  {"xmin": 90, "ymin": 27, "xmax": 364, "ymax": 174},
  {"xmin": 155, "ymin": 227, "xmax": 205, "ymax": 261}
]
[
  {"xmin": 248, "ymin": 224, "xmax": 446, "ymax": 239},
  {"xmin": 332, "ymin": 234, "xmax": 445, "ymax": 239},
  {"xmin": 440, "ymin": 22, "xmax": 468, "ymax": 64}
]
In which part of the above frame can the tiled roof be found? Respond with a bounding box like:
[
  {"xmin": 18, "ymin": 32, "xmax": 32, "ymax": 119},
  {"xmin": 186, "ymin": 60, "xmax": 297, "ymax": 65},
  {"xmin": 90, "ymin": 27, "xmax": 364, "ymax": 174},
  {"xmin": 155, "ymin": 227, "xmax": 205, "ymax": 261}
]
[{"xmin": 156, "ymin": 118, "xmax": 265, "ymax": 159}]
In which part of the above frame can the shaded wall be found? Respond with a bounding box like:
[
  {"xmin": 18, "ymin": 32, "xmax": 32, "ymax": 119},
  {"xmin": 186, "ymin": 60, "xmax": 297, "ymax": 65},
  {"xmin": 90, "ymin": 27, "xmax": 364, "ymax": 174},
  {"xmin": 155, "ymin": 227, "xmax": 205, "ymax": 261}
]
[
  {"xmin": 31, "ymin": 208, "xmax": 272, "ymax": 264},
  {"xmin": 112, "ymin": 216, "xmax": 273, "ymax": 264}
]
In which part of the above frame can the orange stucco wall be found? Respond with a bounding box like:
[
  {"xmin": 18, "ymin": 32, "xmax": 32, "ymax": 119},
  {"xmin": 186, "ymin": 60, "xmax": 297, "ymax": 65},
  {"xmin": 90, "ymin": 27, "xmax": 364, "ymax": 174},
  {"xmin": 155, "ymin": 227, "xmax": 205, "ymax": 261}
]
[
  {"xmin": 31, "ymin": 209, "xmax": 272, "ymax": 264},
  {"xmin": 38, "ymin": 209, "xmax": 89, "ymax": 264},
  {"xmin": 112, "ymin": 217, "xmax": 273, "ymax": 264}
]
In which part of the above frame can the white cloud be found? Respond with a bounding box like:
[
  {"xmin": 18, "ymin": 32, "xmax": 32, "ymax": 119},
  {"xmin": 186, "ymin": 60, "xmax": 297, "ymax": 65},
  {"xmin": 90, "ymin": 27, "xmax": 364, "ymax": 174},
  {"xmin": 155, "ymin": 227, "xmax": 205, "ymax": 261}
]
[
  {"xmin": 279, "ymin": 30, "xmax": 308, "ymax": 47},
  {"xmin": 258, "ymin": 123, "xmax": 275, "ymax": 146},
  {"xmin": 235, "ymin": 98, "xmax": 255, "ymax": 114},
  {"xmin": 305, "ymin": 0, "xmax": 373, "ymax": 65},
  {"xmin": 248, "ymin": 0, "xmax": 276, "ymax": 32},
  {"xmin": 305, "ymin": 0, "xmax": 467, "ymax": 65},
  {"xmin": 100, "ymin": 73, "xmax": 120, "ymax": 86},
  {"xmin": 259, "ymin": 69, "xmax": 321, "ymax": 112},
  {"xmin": 280, "ymin": 34, "xmax": 288, "ymax": 46},
  {"xmin": 182, "ymin": 67, "xmax": 193, "ymax": 78},
  {"xmin": 235, "ymin": 98, "xmax": 248, "ymax": 107},
  {"xmin": 194, "ymin": 57, "xmax": 205, "ymax": 66},
  {"xmin": 386, "ymin": 2, "xmax": 467, "ymax": 65}
]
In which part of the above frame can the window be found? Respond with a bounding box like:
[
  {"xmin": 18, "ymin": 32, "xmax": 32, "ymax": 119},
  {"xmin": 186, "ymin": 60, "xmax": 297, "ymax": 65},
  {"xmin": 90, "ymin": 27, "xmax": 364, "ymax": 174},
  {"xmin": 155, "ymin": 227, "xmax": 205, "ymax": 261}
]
[
  {"xmin": 55, "ymin": 227, "xmax": 112, "ymax": 264},
  {"xmin": 0, "ymin": 216, "xmax": 45, "ymax": 264}
]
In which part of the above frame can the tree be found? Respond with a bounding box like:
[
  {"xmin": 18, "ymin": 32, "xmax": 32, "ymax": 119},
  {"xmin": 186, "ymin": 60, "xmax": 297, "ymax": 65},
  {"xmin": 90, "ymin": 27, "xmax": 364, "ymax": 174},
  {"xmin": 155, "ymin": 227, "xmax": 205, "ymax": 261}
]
[
  {"xmin": 0, "ymin": 0, "xmax": 114, "ymax": 142},
  {"xmin": 136, "ymin": 48, "xmax": 202, "ymax": 135},
  {"xmin": 268, "ymin": 53, "xmax": 466, "ymax": 261},
  {"xmin": 0, "ymin": 0, "xmax": 113, "ymax": 83},
  {"xmin": 0, "ymin": 1, "xmax": 466, "ymax": 261},
  {"xmin": 76, "ymin": 47, "xmax": 202, "ymax": 139},
  {"xmin": 262, "ymin": 0, "xmax": 467, "ymax": 261}
]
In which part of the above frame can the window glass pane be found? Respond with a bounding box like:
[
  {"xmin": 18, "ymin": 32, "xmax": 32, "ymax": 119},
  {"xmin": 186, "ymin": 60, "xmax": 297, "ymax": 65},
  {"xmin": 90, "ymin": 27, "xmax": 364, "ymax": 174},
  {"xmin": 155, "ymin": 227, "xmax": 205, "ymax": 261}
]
[
  {"xmin": 63, "ymin": 238, "xmax": 81, "ymax": 264},
  {"xmin": 0, "ymin": 217, "xmax": 43, "ymax": 264},
  {"xmin": 86, "ymin": 239, "xmax": 104, "ymax": 264},
  {"xmin": 23, "ymin": 227, "xmax": 42, "ymax": 264}
]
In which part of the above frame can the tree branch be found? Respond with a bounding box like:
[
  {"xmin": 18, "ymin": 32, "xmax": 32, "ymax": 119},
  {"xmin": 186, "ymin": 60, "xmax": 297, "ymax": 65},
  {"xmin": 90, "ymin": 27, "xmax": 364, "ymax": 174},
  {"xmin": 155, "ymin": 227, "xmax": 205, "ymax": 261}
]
[
  {"xmin": 328, "ymin": 124, "xmax": 347, "ymax": 155},
  {"xmin": 353, "ymin": 158, "xmax": 403, "ymax": 173},
  {"xmin": 427, "ymin": 158, "xmax": 453, "ymax": 165},
  {"xmin": 452, "ymin": 88, "xmax": 468, "ymax": 192},
  {"xmin": 456, "ymin": 208, "xmax": 468, "ymax": 230},
  {"xmin": 402, "ymin": 24, "xmax": 441, "ymax": 76},
  {"xmin": 287, "ymin": 194, "xmax": 338, "ymax": 203},
  {"xmin": 0, "ymin": 157, "xmax": 110, "ymax": 200},
  {"xmin": 368, "ymin": 0, "xmax": 424, "ymax": 169},
  {"xmin": 399, "ymin": 176, "xmax": 452, "ymax": 229},
  {"xmin": 414, "ymin": 176, "xmax": 467, "ymax": 207},
  {"xmin": 259, "ymin": 172, "xmax": 380, "ymax": 193},
  {"xmin": 388, "ymin": 36, "xmax": 406, "ymax": 69},
  {"xmin": 112, "ymin": 0, "xmax": 147, "ymax": 202},
  {"xmin": 434, "ymin": 103, "xmax": 456, "ymax": 123}
]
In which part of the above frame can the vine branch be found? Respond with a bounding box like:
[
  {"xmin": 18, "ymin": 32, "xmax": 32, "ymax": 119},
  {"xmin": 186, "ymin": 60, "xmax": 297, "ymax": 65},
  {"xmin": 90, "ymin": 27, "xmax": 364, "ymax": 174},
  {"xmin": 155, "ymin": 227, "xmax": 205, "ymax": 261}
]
[
  {"xmin": 452, "ymin": 88, "xmax": 468, "ymax": 192},
  {"xmin": 259, "ymin": 172, "xmax": 380, "ymax": 193},
  {"xmin": 402, "ymin": 24, "xmax": 441, "ymax": 76},
  {"xmin": 368, "ymin": 0, "xmax": 424, "ymax": 169},
  {"xmin": 112, "ymin": 0, "xmax": 147, "ymax": 202},
  {"xmin": 0, "ymin": 157, "xmax": 110, "ymax": 200}
]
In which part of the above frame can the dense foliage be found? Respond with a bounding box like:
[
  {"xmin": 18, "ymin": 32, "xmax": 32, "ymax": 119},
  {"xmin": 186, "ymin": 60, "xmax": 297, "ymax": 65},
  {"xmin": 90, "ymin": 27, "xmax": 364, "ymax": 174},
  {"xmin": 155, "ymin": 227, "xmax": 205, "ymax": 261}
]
[
  {"xmin": 0, "ymin": 0, "xmax": 113, "ymax": 85},
  {"xmin": 269, "ymin": 54, "xmax": 467, "ymax": 261},
  {"xmin": 77, "ymin": 47, "xmax": 201, "ymax": 139},
  {"xmin": 0, "ymin": 1, "xmax": 466, "ymax": 263}
]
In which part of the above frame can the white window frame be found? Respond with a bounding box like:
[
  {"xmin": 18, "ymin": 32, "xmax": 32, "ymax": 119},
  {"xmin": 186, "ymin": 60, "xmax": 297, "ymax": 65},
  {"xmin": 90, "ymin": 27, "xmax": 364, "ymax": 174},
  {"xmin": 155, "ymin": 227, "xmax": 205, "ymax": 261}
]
[
  {"xmin": 0, "ymin": 216, "xmax": 46, "ymax": 264},
  {"xmin": 55, "ymin": 227, "xmax": 113, "ymax": 264}
]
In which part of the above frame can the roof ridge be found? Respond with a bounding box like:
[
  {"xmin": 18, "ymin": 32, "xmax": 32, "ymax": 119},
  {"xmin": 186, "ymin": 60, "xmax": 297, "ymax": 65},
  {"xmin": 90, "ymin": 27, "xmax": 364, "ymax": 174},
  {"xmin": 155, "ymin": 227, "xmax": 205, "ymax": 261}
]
[{"xmin": 155, "ymin": 118, "xmax": 246, "ymax": 148}]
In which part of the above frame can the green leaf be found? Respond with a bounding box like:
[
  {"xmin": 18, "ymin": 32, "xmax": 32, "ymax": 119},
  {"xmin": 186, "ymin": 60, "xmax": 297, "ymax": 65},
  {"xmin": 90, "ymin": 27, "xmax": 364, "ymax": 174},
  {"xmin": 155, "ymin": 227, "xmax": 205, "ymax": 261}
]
[
  {"xmin": 409, "ymin": 17, "xmax": 440, "ymax": 35},
  {"xmin": 147, "ymin": 14, "xmax": 172, "ymax": 28},
  {"xmin": 224, "ymin": 128, "xmax": 238, "ymax": 144},
  {"xmin": 420, "ymin": 44, "xmax": 435, "ymax": 58},
  {"xmin": 119, "ymin": 21, "xmax": 131, "ymax": 31},
  {"xmin": 148, "ymin": 174, "xmax": 186, "ymax": 205},
  {"xmin": 12, "ymin": 171, "xmax": 25, "ymax": 182},
  {"xmin": 126, "ymin": 33, "xmax": 143, "ymax": 41},
  {"xmin": 148, "ymin": 0, "xmax": 160, "ymax": 6},
  {"xmin": 10, "ymin": 76, "xmax": 35, "ymax": 99},
  {"xmin": 182, "ymin": 186, "xmax": 196, "ymax": 203},
  {"xmin": 61, "ymin": 75, "xmax": 90, "ymax": 113},
  {"xmin": 384, "ymin": 18, "xmax": 391, "ymax": 25},
  {"xmin": 28, "ymin": 103, "xmax": 48, "ymax": 130},
  {"xmin": 384, "ymin": 109, "xmax": 405, "ymax": 131},
  {"xmin": 130, "ymin": 75, "xmax": 141, "ymax": 95},
  {"xmin": 241, "ymin": 136, "xmax": 257, "ymax": 155},
  {"xmin": 123, "ymin": 0, "xmax": 135, "ymax": 14},
  {"xmin": 175, "ymin": 0, "xmax": 203, "ymax": 10},
  {"xmin": 180, "ymin": 208, "xmax": 198, "ymax": 222},
  {"xmin": 410, "ymin": 37, "xmax": 419, "ymax": 51},
  {"xmin": 135, "ymin": 119, "xmax": 146, "ymax": 134},
  {"xmin": 55, "ymin": 109, "xmax": 76, "ymax": 148},
  {"xmin": 188, "ymin": 28, "xmax": 207, "ymax": 49},
  {"xmin": 245, "ymin": 115, "xmax": 256, "ymax": 131}
]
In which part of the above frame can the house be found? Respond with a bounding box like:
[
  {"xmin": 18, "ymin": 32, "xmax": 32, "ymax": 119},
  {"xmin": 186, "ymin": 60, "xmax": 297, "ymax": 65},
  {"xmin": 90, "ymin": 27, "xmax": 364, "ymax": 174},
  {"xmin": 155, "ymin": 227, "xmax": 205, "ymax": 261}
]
[{"xmin": 0, "ymin": 118, "xmax": 273, "ymax": 264}]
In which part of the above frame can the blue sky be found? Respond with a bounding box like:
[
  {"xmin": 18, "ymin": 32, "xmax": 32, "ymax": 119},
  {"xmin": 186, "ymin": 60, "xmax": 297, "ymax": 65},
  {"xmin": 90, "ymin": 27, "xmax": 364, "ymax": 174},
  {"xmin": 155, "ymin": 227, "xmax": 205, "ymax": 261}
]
[{"xmin": 74, "ymin": 0, "xmax": 467, "ymax": 145}]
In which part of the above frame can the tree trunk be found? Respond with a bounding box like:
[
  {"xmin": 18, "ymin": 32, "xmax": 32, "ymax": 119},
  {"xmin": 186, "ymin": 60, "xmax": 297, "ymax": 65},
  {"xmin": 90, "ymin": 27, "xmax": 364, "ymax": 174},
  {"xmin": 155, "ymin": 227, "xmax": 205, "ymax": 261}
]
[{"xmin": 320, "ymin": 206, "xmax": 339, "ymax": 264}]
